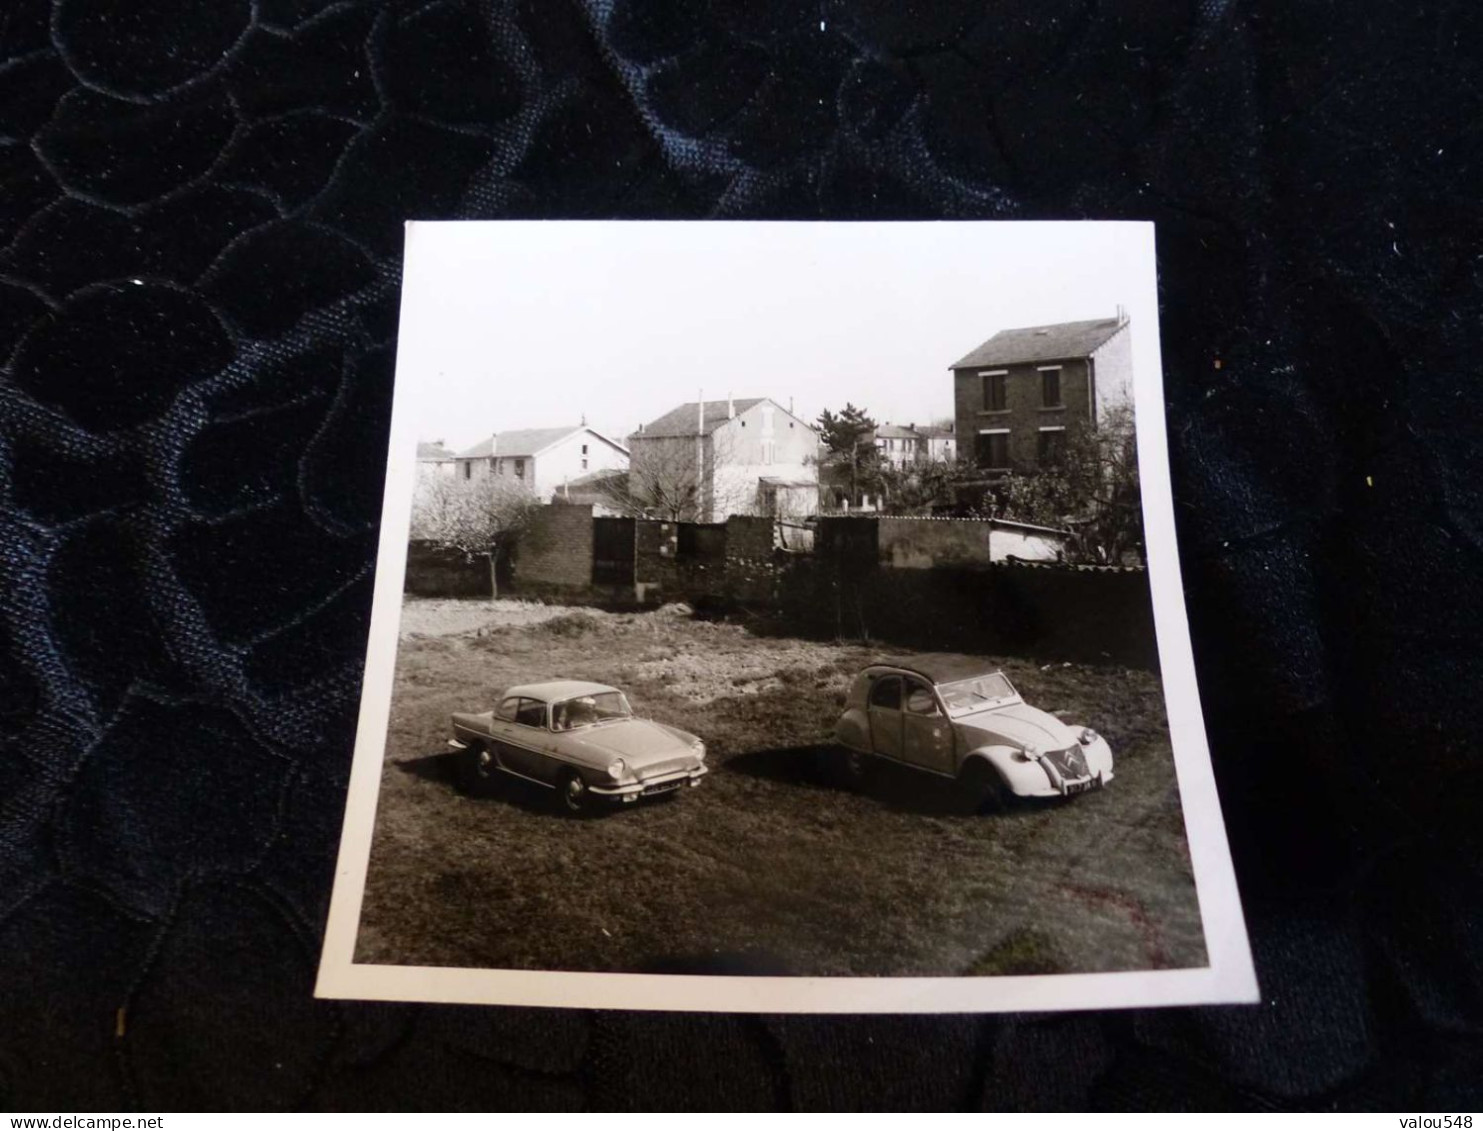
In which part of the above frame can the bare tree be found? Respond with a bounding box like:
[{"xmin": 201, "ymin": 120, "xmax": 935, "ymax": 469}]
[
  {"xmin": 612, "ymin": 426, "xmax": 753, "ymax": 521},
  {"xmin": 410, "ymin": 474, "xmax": 541, "ymax": 598},
  {"xmin": 992, "ymin": 404, "xmax": 1142, "ymax": 564}
]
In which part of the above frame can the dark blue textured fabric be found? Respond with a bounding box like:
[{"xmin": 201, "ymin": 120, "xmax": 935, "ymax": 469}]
[{"xmin": 2, "ymin": 0, "xmax": 1481, "ymax": 1112}]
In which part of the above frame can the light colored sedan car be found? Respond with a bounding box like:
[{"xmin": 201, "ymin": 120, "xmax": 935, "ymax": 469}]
[
  {"xmin": 449, "ymin": 680, "xmax": 707, "ymax": 813},
  {"xmin": 833, "ymin": 655, "xmax": 1113, "ymax": 809}
]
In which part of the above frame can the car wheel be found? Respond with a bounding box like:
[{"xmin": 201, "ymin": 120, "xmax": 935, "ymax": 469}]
[
  {"xmin": 958, "ymin": 759, "xmax": 1010, "ymax": 815},
  {"xmin": 558, "ymin": 770, "xmax": 590, "ymax": 815},
  {"xmin": 836, "ymin": 745, "xmax": 870, "ymax": 790},
  {"xmin": 457, "ymin": 743, "xmax": 497, "ymax": 796}
]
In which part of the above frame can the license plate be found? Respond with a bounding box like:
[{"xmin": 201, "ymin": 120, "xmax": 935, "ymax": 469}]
[
  {"xmin": 643, "ymin": 780, "xmax": 683, "ymax": 796},
  {"xmin": 1066, "ymin": 779, "xmax": 1093, "ymax": 796}
]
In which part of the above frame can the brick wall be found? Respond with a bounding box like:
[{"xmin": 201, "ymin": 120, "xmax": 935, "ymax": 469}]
[
  {"xmin": 489, "ymin": 506, "xmax": 1155, "ymax": 667},
  {"xmin": 512, "ymin": 503, "xmax": 594, "ymax": 592},
  {"xmin": 954, "ymin": 357, "xmax": 1094, "ymax": 470},
  {"xmin": 635, "ymin": 518, "xmax": 680, "ymax": 600}
]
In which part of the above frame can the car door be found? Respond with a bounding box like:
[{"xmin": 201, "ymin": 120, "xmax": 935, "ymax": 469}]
[
  {"xmin": 867, "ymin": 675, "xmax": 904, "ymax": 760},
  {"xmin": 902, "ymin": 678, "xmax": 955, "ymax": 775},
  {"xmin": 494, "ymin": 697, "xmax": 549, "ymax": 779}
]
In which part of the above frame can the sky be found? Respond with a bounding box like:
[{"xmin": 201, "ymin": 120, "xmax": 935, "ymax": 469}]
[{"xmin": 395, "ymin": 221, "xmax": 1162, "ymax": 454}]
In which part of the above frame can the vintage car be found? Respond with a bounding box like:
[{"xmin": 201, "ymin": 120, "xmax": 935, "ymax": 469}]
[
  {"xmin": 448, "ymin": 680, "xmax": 707, "ymax": 813},
  {"xmin": 833, "ymin": 655, "xmax": 1113, "ymax": 809}
]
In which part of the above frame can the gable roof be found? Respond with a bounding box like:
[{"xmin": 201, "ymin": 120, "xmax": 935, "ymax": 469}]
[
  {"xmin": 455, "ymin": 437, "xmax": 496, "ymax": 459},
  {"xmin": 634, "ymin": 398, "xmax": 768, "ymax": 438},
  {"xmin": 874, "ymin": 424, "xmax": 921, "ymax": 440},
  {"xmin": 417, "ymin": 441, "xmax": 454, "ymax": 460},
  {"xmin": 454, "ymin": 426, "xmax": 627, "ymax": 461},
  {"xmin": 950, "ymin": 318, "xmax": 1126, "ymax": 369}
]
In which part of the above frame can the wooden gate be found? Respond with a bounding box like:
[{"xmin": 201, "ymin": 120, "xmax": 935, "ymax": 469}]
[{"xmin": 592, "ymin": 517, "xmax": 636, "ymax": 586}]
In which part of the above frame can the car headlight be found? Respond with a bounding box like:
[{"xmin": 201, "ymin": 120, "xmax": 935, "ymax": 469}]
[
  {"xmin": 1020, "ymin": 742, "xmax": 1041, "ymax": 760},
  {"xmin": 1078, "ymin": 727, "xmax": 1099, "ymax": 746},
  {"xmin": 691, "ymin": 740, "xmax": 706, "ymax": 762},
  {"xmin": 607, "ymin": 759, "xmax": 626, "ymax": 782}
]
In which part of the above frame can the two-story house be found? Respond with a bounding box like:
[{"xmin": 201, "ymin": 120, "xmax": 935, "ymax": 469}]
[
  {"xmin": 628, "ymin": 396, "xmax": 820, "ymax": 522},
  {"xmin": 871, "ymin": 422, "xmax": 958, "ymax": 468},
  {"xmin": 950, "ymin": 314, "xmax": 1132, "ymax": 473},
  {"xmin": 873, "ymin": 424, "xmax": 925, "ymax": 469},
  {"xmin": 453, "ymin": 425, "xmax": 629, "ymax": 501}
]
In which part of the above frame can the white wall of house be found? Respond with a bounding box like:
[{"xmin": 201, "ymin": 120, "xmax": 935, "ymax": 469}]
[
  {"xmin": 925, "ymin": 435, "xmax": 956, "ymax": 462},
  {"xmin": 1090, "ymin": 323, "xmax": 1134, "ymax": 424},
  {"xmin": 528, "ymin": 429, "xmax": 628, "ymax": 500},
  {"xmin": 455, "ymin": 428, "xmax": 628, "ymax": 501},
  {"xmin": 707, "ymin": 400, "xmax": 819, "ymax": 520}
]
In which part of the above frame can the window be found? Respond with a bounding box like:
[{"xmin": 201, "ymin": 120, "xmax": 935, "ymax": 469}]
[
  {"xmin": 1040, "ymin": 367, "xmax": 1062, "ymax": 407},
  {"xmin": 514, "ymin": 698, "xmax": 546, "ymax": 728},
  {"xmin": 581, "ymin": 443, "xmax": 588, "ymax": 455},
  {"xmin": 496, "ymin": 697, "xmax": 519, "ymax": 721},
  {"xmin": 514, "ymin": 458, "xmax": 525, "ymax": 478},
  {"xmin": 982, "ymin": 370, "xmax": 1008, "ymax": 411},
  {"xmin": 581, "ymin": 458, "xmax": 588, "ymax": 470},
  {"xmin": 868, "ymin": 675, "xmax": 902, "ymax": 710},
  {"xmin": 905, "ymin": 680, "xmax": 940, "ymax": 716},
  {"xmin": 495, "ymin": 459, "xmax": 503, "ymax": 475},
  {"xmin": 1038, "ymin": 427, "xmax": 1066, "ymax": 465},
  {"xmin": 462, "ymin": 462, "xmax": 471, "ymax": 480},
  {"xmin": 975, "ymin": 429, "xmax": 1010, "ymax": 469}
]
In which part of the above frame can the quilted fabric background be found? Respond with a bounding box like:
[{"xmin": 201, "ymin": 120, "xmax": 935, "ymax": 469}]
[{"xmin": 2, "ymin": 0, "xmax": 1480, "ymax": 1112}]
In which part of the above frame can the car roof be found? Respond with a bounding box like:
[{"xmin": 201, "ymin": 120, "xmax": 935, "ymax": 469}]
[
  {"xmin": 866, "ymin": 654, "xmax": 1003, "ymax": 685},
  {"xmin": 500, "ymin": 680, "xmax": 620, "ymax": 703}
]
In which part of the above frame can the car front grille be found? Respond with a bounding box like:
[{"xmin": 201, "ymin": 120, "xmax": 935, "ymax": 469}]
[
  {"xmin": 1044, "ymin": 744, "xmax": 1090, "ymax": 782},
  {"xmin": 637, "ymin": 755, "xmax": 694, "ymax": 780}
]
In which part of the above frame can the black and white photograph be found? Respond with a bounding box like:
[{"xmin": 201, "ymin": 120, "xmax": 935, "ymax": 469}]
[{"xmin": 317, "ymin": 220, "xmax": 1255, "ymax": 1012}]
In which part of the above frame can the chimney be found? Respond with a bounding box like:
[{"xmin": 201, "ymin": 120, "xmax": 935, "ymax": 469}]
[
  {"xmin": 697, "ymin": 391, "xmax": 704, "ymax": 434},
  {"xmin": 727, "ymin": 392, "xmax": 735, "ymax": 419},
  {"xmin": 1115, "ymin": 304, "xmax": 1128, "ymax": 326}
]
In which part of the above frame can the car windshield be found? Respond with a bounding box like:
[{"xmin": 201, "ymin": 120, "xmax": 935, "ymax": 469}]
[
  {"xmin": 551, "ymin": 691, "xmax": 632, "ymax": 731},
  {"xmin": 936, "ymin": 672, "xmax": 1019, "ymax": 716}
]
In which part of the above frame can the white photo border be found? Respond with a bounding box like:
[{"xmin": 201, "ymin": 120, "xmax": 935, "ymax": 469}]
[{"xmin": 315, "ymin": 220, "xmax": 1259, "ymax": 1013}]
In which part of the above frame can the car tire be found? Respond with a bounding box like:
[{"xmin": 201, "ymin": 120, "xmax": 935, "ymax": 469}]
[
  {"xmin": 839, "ymin": 745, "xmax": 871, "ymax": 791},
  {"xmin": 557, "ymin": 770, "xmax": 590, "ymax": 815},
  {"xmin": 958, "ymin": 759, "xmax": 1010, "ymax": 815},
  {"xmin": 456, "ymin": 742, "xmax": 498, "ymax": 796}
]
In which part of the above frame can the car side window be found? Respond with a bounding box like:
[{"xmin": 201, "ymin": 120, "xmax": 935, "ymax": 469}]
[
  {"xmin": 495, "ymin": 697, "xmax": 519, "ymax": 722},
  {"xmin": 514, "ymin": 698, "xmax": 547, "ymax": 728},
  {"xmin": 905, "ymin": 680, "xmax": 940, "ymax": 716},
  {"xmin": 868, "ymin": 675, "xmax": 902, "ymax": 710}
]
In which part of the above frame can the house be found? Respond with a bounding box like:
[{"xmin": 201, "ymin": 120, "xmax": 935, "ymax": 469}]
[
  {"xmin": 950, "ymin": 313, "xmax": 1132, "ymax": 473},
  {"xmin": 872, "ymin": 424, "xmax": 924, "ymax": 469},
  {"xmin": 871, "ymin": 422, "xmax": 957, "ymax": 468},
  {"xmin": 919, "ymin": 423, "xmax": 957, "ymax": 463},
  {"xmin": 627, "ymin": 396, "xmax": 820, "ymax": 522},
  {"xmin": 415, "ymin": 440, "xmax": 456, "ymax": 482},
  {"xmin": 453, "ymin": 425, "xmax": 629, "ymax": 502}
]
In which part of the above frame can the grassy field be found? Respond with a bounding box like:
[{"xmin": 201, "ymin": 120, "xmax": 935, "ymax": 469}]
[{"xmin": 354, "ymin": 598, "xmax": 1208, "ymax": 976}]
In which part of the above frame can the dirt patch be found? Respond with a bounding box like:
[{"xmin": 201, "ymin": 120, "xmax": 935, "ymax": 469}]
[
  {"xmin": 399, "ymin": 597, "xmax": 608, "ymax": 638},
  {"xmin": 358, "ymin": 595, "xmax": 1207, "ymax": 977}
]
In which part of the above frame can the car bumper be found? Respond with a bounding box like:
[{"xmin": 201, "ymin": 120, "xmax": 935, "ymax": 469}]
[
  {"xmin": 1016, "ymin": 767, "xmax": 1113, "ymax": 799},
  {"xmin": 590, "ymin": 765, "xmax": 708, "ymax": 802}
]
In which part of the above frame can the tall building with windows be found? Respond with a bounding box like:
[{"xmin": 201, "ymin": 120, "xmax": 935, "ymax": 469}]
[{"xmin": 949, "ymin": 314, "xmax": 1132, "ymax": 473}]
